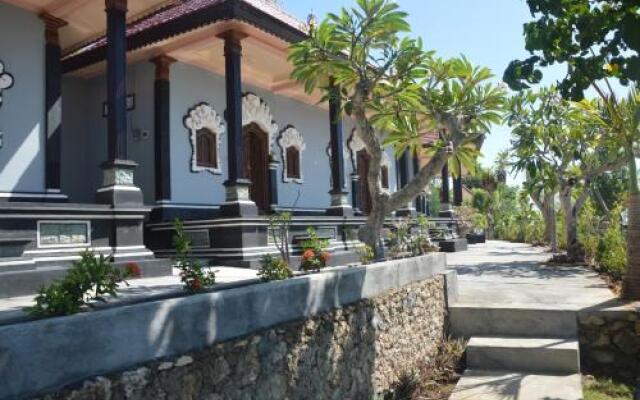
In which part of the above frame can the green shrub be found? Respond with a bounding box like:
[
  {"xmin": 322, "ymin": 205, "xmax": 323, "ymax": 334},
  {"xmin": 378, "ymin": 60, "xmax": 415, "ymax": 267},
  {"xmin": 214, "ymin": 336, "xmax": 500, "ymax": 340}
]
[
  {"xmin": 358, "ymin": 244, "xmax": 375, "ymax": 265},
  {"xmin": 578, "ymin": 200, "xmax": 602, "ymax": 263},
  {"xmin": 300, "ymin": 227, "xmax": 331, "ymax": 272},
  {"xmin": 388, "ymin": 219, "xmax": 412, "ymax": 258},
  {"xmin": 26, "ymin": 251, "xmax": 131, "ymax": 317},
  {"xmin": 258, "ymin": 255, "xmax": 293, "ymax": 282},
  {"xmin": 173, "ymin": 219, "xmax": 216, "ymax": 293},
  {"xmin": 596, "ymin": 205, "xmax": 627, "ymax": 281}
]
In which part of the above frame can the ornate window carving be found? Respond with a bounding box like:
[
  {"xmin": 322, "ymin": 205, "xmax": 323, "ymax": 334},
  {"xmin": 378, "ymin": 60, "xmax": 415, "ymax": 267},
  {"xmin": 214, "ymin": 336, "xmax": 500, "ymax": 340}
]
[
  {"xmin": 184, "ymin": 103, "xmax": 224, "ymax": 175},
  {"xmin": 349, "ymin": 130, "xmax": 393, "ymax": 191},
  {"xmin": 286, "ymin": 147, "xmax": 301, "ymax": 179},
  {"xmin": 277, "ymin": 126, "xmax": 305, "ymax": 183},
  {"xmin": 0, "ymin": 60, "xmax": 14, "ymax": 109},
  {"xmin": 242, "ymin": 93, "xmax": 278, "ymax": 154},
  {"xmin": 196, "ymin": 128, "xmax": 218, "ymax": 168}
]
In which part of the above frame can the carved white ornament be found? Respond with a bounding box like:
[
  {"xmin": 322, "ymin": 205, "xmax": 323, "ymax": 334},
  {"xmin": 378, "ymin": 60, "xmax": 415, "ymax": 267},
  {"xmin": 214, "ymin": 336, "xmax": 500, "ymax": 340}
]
[
  {"xmin": 103, "ymin": 167, "xmax": 134, "ymax": 186},
  {"xmin": 381, "ymin": 151, "xmax": 391, "ymax": 168},
  {"xmin": 242, "ymin": 93, "xmax": 278, "ymax": 153},
  {"xmin": 348, "ymin": 130, "xmax": 393, "ymax": 192},
  {"xmin": 325, "ymin": 143, "xmax": 351, "ymax": 163},
  {"xmin": 0, "ymin": 61, "xmax": 14, "ymax": 108},
  {"xmin": 184, "ymin": 103, "xmax": 225, "ymax": 175},
  {"xmin": 278, "ymin": 126, "xmax": 306, "ymax": 183},
  {"xmin": 348, "ymin": 130, "xmax": 391, "ymax": 167}
]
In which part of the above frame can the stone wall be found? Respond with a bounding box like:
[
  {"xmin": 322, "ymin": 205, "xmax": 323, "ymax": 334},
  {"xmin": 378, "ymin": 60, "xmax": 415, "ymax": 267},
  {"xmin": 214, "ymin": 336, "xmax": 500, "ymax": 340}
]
[
  {"xmin": 37, "ymin": 278, "xmax": 445, "ymax": 400},
  {"xmin": 579, "ymin": 306, "xmax": 640, "ymax": 381},
  {"xmin": 0, "ymin": 254, "xmax": 449, "ymax": 399}
]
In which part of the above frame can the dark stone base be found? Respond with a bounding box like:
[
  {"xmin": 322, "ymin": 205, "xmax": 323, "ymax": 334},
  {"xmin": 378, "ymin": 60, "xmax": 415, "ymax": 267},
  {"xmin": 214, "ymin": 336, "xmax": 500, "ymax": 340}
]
[
  {"xmin": 396, "ymin": 208, "xmax": 417, "ymax": 218},
  {"xmin": 150, "ymin": 205, "xmax": 221, "ymax": 223},
  {"xmin": 146, "ymin": 216, "xmax": 369, "ymax": 269},
  {"xmin": 219, "ymin": 201, "xmax": 259, "ymax": 217},
  {"xmin": 439, "ymin": 238, "xmax": 468, "ymax": 253},
  {"xmin": 0, "ymin": 239, "xmax": 30, "ymax": 258},
  {"xmin": 325, "ymin": 206, "xmax": 354, "ymax": 217},
  {"xmin": 466, "ymin": 233, "xmax": 486, "ymax": 244},
  {"xmin": 0, "ymin": 201, "xmax": 170, "ymax": 299},
  {"xmin": 439, "ymin": 210, "xmax": 455, "ymax": 218},
  {"xmin": 0, "ymin": 258, "xmax": 172, "ymax": 299},
  {"xmin": 96, "ymin": 186, "xmax": 144, "ymax": 206}
]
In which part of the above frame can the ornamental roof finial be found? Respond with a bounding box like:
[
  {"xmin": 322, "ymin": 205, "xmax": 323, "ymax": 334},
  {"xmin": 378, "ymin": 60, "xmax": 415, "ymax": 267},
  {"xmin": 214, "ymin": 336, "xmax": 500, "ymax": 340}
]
[{"xmin": 307, "ymin": 10, "xmax": 317, "ymax": 30}]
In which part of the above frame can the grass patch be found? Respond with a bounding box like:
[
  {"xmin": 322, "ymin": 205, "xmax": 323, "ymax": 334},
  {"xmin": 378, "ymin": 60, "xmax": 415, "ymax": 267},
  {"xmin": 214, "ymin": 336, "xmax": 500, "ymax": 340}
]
[{"xmin": 584, "ymin": 376, "xmax": 635, "ymax": 400}]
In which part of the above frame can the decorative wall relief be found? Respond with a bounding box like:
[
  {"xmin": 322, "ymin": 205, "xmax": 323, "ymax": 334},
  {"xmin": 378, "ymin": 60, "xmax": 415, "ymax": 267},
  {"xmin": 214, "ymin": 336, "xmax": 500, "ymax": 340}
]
[
  {"xmin": 0, "ymin": 60, "xmax": 14, "ymax": 108},
  {"xmin": 184, "ymin": 103, "xmax": 225, "ymax": 175},
  {"xmin": 277, "ymin": 126, "xmax": 306, "ymax": 183},
  {"xmin": 348, "ymin": 129, "xmax": 392, "ymax": 190},
  {"xmin": 242, "ymin": 93, "xmax": 278, "ymax": 154}
]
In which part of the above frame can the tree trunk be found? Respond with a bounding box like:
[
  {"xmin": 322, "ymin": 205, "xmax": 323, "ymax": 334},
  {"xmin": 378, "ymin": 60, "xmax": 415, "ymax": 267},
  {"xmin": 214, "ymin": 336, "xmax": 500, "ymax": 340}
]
[
  {"xmin": 561, "ymin": 189, "xmax": 583, "ymax": 262},
  {"xmin": 622, "ymin": 151, "xmax": 640, "ymax": 300},
  {"xmin": 361, "ymin": 198, "xmax": 388, "ymax": 260},
  {"xmin": 542, "ymin": 193, "xmax": 558, "ymax": 253}
]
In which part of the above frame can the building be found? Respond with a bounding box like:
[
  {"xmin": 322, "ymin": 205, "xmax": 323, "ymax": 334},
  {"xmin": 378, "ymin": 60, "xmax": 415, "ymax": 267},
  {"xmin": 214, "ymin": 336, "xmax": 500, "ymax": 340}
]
[{"xmin": 0, "ymin": 0, "xmax": 462, "ymax": 297}]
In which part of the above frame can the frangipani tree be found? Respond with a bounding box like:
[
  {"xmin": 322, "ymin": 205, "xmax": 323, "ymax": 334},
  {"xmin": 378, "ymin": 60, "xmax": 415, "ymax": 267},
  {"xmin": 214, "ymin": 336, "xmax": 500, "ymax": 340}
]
[
  {"xmin": 288, "ymin": 0, "xmax": 506, "ymax": 254},
  {"xmin": 578, "ymin": 89, "xmax": 640, "ymax": 299},
  {"xmin": 507, "ymin": 87, "xmax": 625, "ymax": 261},
  {"xmin": 523, "ymin": 174, "xmax": 559, "ymax": 252}
]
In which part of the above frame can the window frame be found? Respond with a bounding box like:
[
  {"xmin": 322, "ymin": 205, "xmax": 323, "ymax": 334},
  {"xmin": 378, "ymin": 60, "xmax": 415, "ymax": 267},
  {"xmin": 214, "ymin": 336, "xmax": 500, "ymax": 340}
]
[{"xmin": 196, "ymin": 128, "xmax": 218, "ymax": 169}]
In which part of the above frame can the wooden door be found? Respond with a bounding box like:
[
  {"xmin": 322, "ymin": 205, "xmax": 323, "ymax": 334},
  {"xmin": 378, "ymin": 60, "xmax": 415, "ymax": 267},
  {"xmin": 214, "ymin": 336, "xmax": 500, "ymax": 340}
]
[
  {"xmin": 243, "ymin": 124, "xmax": 270, "ymax": 212},
  {"xmin": 357, "ymin": 150, "xmax": 372, "ymax": 215}
]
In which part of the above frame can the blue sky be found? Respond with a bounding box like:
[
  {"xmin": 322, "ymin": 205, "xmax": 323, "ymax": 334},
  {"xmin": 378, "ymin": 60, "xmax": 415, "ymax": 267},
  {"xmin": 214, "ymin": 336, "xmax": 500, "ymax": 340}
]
[{"xmin": 279, "ymin": 0, "xmax": 568, "ymax": 177}]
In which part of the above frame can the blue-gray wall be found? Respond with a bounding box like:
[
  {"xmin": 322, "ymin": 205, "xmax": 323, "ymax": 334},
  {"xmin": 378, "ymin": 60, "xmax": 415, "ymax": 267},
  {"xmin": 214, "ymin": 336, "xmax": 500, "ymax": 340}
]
[
  {"xmin": 61, "ymin": 60, "xmax": 399, "ymax": 209},
  {"xmin": 62, "ymin": 62, "xmax": 156, "ymax": 203},
  {"xmin": 169, "ymin": 62, "xmax": 398, "ymax": 210},
  {"xmin": 0, "ymin": 3, "xmax": 45, "ymax": 193}
]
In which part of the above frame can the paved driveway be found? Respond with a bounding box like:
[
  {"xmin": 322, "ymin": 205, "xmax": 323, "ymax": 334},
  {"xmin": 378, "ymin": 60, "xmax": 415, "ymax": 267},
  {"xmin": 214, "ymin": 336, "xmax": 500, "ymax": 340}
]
[{"xmin": 446, "ymin": 241, "xmax": 616, "ymax": 309}]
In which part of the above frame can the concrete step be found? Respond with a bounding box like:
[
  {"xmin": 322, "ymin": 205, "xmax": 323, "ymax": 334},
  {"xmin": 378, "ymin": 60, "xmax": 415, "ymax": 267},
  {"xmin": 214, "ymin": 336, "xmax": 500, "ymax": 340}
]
[
  {"xmin": 466, "ymin": 337, "xmax": 580, "ymax": 374},
  {"xmin": 449, "ymin": 370, "xmax": 583, "ymax": 400},
  {"xmin": 449, "ymin": 304, "xmax": 578, "ymax": 338}
]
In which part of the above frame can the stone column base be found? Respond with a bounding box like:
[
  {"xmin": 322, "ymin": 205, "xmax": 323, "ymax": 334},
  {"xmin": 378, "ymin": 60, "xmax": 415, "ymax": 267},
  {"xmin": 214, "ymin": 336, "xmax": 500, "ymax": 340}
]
[
  {"xmin": 219, "ymin": 180, "xmax": 258, "ymax": 217},
  {"xmin": 396, "ymin": 203, "xmax": 417, "ymax": 218},
  {"xmin": 439, "ymin": 203, "xmax": 455, "ymax": 218},
  {"xmin": 326, "ymin": 191, "xmax": 353, "ymax": 216},
  {"xmin": 96, "ymin": 160, "xmax": 143, "ymax": 206}
]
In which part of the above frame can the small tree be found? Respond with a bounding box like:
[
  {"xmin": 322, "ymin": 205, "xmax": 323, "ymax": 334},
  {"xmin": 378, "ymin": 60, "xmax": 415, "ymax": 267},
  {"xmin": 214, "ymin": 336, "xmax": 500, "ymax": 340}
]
[
  {"xmin": 289, "ymin": 0, "xmax": 505, "ymax": 254},
  {"xmin": 506, "ymin": 87, "xmax": 624, "ymax": 261},
  {"xmin": 523, "ymin": 177, "xmax": 558, "ymax": 252}
]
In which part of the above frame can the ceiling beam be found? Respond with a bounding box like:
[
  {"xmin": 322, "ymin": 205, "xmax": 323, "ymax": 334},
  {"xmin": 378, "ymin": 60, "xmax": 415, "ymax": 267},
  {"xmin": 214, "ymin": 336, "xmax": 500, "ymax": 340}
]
[{"xmin": 45, "ymin": 0, "xmax": 93, "ymax": 18}]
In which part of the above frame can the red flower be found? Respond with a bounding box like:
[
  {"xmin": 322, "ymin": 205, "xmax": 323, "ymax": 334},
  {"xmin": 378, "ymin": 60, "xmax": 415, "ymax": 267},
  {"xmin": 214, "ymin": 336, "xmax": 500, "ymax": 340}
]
[
  {"xmin": 302, "ymin": 249, "xmax": 315, "ymax": 261},
  {"xmin": 126, "ymin": 263, "xmax": 142, "ymax": 278}
]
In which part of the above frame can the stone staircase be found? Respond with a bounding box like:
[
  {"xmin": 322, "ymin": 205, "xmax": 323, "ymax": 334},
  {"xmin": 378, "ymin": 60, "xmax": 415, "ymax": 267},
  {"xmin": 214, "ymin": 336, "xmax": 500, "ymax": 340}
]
[{"xmin": 449, "ymin": 303, "xmax": 583, "ymax": 400}]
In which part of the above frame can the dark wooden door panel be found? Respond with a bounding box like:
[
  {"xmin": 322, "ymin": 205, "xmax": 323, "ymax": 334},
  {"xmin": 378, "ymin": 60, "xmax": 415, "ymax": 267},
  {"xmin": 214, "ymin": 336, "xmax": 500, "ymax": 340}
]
[{"xmin": 243, "ymin": 124, "xmax": 270, "ymax": 212}]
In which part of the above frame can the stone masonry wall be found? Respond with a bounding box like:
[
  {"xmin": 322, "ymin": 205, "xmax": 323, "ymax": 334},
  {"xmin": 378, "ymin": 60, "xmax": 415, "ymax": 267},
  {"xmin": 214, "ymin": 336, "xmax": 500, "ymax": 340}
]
[
  {"xmin": 579, "ymin": 308, "xmax": 640, "ymax": 381},
  {"xmin": 37, "ymin": 277, "xmax": 446, "ymax": 400}
]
